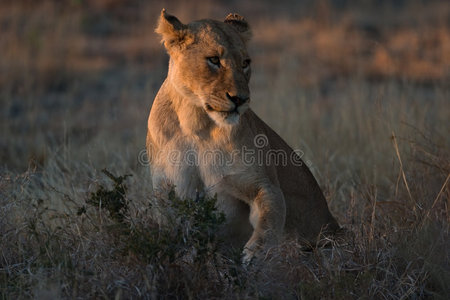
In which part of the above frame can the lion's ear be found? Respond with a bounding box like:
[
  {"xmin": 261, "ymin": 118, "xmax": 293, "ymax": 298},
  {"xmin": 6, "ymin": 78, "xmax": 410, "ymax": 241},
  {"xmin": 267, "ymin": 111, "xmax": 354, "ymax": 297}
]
[
  {"xmin": 156, "ymin": 9, "xmax": 193, "ymax": 51},
  {"xmin": 224, "ymin": 13, "xmax": 252, "ymax": 42}
]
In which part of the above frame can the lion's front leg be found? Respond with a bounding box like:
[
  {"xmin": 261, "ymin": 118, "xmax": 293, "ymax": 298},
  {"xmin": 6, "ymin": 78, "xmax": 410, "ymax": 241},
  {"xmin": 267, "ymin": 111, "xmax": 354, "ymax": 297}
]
[{"xmin": 243, "ymin": 185, "xmax": 286, "ymax": 263}]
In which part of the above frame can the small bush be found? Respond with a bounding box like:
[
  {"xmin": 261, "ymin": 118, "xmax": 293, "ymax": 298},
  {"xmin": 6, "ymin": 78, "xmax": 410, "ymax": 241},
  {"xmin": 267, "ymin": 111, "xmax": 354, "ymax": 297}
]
[
  {"xmin": 81, "ymin": 170, "xmax": 226, "ymax": 264},
  {"xmin": 84, "ymin": 169, "xmax": 131, "ymax": 223}
]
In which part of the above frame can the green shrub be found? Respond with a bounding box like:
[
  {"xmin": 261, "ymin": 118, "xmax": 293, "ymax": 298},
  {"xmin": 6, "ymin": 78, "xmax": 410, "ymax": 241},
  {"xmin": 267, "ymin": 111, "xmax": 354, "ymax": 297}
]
[{"xmin": 82, "ymin": 170, "xmax": 226, "ymax": 265}]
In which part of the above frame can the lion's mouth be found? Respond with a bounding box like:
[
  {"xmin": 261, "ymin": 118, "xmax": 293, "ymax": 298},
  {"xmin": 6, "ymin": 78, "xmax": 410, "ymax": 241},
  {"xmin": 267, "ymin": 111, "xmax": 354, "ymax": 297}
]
[{"xmin": 205, "ymin": 104, "xmax": 239, "ymax": 115}]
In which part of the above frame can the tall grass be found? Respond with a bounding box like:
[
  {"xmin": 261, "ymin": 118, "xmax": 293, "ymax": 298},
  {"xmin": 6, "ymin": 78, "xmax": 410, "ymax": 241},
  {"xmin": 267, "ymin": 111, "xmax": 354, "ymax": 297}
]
[{"xmin": 1, "ymin": 0, "xmax": 449, "ymax": 298}]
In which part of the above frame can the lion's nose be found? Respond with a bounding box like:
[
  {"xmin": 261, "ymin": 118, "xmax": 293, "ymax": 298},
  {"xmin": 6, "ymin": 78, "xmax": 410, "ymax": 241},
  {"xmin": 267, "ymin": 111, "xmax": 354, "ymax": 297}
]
[{"xmin": 226, "ymin": 93, "xmax": 249, "ymax": 107}]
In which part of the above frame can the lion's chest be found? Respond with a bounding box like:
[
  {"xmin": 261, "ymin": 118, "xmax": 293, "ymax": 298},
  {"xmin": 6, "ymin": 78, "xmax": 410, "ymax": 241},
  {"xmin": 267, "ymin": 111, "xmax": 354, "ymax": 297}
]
[{"xmin": 154, "ymin": 137, "xmax": 250, "ymax": 200}]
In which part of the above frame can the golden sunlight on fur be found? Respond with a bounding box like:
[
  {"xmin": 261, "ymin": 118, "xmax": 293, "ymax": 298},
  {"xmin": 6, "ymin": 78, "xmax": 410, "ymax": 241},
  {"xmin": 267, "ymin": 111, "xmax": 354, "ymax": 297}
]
[{"xmin": 146, "ymin": 9, "xmax": 339, "ymax": 262}]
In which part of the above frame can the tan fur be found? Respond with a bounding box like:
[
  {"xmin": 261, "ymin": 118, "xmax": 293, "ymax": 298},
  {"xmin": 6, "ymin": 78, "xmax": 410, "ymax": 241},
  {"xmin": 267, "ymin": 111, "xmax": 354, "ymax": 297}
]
[{"xmin": 147, "ymin": 10, "xmax": 339, "ymax": 262}]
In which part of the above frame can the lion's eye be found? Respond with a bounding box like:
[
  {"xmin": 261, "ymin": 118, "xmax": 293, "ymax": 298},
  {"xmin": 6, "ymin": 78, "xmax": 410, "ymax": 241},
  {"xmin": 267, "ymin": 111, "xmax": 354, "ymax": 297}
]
[
  {"xmin": 207, "ymin": 56, "xmax": 221, "ymax": 68},
  {"xmin": 243, "ymin": 59, "xmax": 251, "ymax": 69}
]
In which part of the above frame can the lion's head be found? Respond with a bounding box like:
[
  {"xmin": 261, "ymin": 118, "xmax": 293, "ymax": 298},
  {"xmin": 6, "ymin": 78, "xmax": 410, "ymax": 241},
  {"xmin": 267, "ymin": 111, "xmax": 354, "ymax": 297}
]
[{"xmin": 156, "ymin": 9, "xmax": 252, "ymax": 127}]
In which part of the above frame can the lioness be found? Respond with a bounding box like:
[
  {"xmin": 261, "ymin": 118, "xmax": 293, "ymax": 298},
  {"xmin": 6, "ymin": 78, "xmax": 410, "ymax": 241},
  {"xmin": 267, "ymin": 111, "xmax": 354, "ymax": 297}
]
[{"xmin": 147, "ymin": 10, "xmax": 339, "ymax": 261}]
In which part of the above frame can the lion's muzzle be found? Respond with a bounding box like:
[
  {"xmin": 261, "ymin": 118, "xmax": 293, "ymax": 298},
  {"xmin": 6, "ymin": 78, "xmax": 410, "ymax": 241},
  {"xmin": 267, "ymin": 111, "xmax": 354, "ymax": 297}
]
[{"xmin": 226, "ymin": 93, "xmax": 249, "ymax": 110}]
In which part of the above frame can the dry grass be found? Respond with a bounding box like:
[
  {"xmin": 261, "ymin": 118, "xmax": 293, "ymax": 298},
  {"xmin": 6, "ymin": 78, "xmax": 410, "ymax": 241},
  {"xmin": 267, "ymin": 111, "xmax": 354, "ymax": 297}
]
[{"xmin": 1, "ymin": 0, "xmax": 449, "ymax": 298}]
